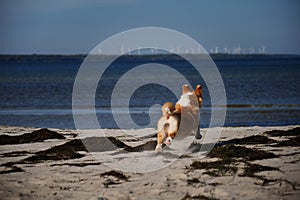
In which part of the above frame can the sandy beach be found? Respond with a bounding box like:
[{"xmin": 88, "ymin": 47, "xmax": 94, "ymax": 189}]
[{"xmin": 0, "ymin": 125, "xmax": 299, "ymax": 200}]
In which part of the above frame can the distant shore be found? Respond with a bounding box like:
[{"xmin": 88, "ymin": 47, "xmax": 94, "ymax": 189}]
[
  {"xmin": 1, "ymin": 53, "xmax": 300, "ymax": 63},
  {"xmin": 0, "ymin": 125, "xmax": 299, "ymax": 199}
]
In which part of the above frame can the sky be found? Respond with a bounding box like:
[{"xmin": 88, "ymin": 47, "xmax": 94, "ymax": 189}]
[{"xmin": 0, "ymin": 0, "xmax": 299, "ymax": 54}]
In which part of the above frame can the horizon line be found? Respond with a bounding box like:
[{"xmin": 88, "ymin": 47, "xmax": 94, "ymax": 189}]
[{"xmin": 0, "ymin": 53, "xmax": 300, "ymax": 56}]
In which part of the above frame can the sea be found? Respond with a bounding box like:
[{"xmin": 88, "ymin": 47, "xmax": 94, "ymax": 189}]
[{"xmin": 0, "ymin": 54, "xmax": 299, "ymax": 129}]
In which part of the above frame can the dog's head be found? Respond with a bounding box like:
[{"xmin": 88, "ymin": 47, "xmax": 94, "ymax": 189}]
[{"xmin": 182, "ymin": 84, "xmax": 192, "ymax": 94}]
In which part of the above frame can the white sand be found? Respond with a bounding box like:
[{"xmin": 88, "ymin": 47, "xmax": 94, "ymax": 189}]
[{"xmin": 0, "ymin": 125, "xmax": 299, "ymax": 200}]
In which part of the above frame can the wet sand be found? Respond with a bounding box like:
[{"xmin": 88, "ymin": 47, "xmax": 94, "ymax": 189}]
[{"xmin": 0, "ymin": 125, "xmax": 299, "ymax": 200}]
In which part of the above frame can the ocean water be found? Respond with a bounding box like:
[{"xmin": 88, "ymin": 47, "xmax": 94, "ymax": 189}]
[{"xmin": 0, "ymin": 54, "xmax": 299, "ymax": 129}]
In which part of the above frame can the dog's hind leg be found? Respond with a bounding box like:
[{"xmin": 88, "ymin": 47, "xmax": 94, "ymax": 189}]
[
  {"xmin": 156, "ymin": 123, "xmax": 170, "ymax": 152},
  {"xmin": 155, "ymin": 132, "xmax": 164, "ymax": 152}
]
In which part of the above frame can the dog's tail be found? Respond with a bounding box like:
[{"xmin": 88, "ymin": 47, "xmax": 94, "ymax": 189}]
[{"xmin": 164, "ymin": 106, "xmax": 172, "ymax": 114}]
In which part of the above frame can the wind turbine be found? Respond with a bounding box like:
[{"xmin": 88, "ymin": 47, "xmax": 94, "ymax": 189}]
[
  {"xmin": 150, "ymin": 48, "xmax": 154, "ymax": 54},
  {"xmin": 260, "ymin": 46, "xmax": 266, "ymax": 54},
  {"xmin": 120, "ymin": 45, "xmax": 125, "ymax": 55},
  {"xmin": 185, "ymin": 48, "xmax": 189, "ymax": 54},
  {"xmin": 249, "ymin": 47, "xmax": 255, "ymax": 54},
  {"xmin": 214, "ymin": 46, "xmax": 219, "ymax": 54},
  {"xmin": 233, "ymin": 45, "xmax": 241, "ymax": 54},
  {"xmin": 137, "ymin": 46, "xmax": 141, "ymax": 55},
  {"xmin": 127, "ymin": 47, "xmax": 131, "ymax": 55},
  {"xmin": 190, "ymin": 47, "xmax": 195, "ymax": 54},
  {"xmin": 223, "ymin": 45, "xmax": 228, "ymax": 54},
  {"xmin": 197, "ymin": 47, "xmax": 202, "ymax": 54}
]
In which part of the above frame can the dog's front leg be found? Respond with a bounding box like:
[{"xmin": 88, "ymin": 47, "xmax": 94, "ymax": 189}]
[{"xmin": 195, "ymin": 123, "xmax": 202, "ymax": 139}]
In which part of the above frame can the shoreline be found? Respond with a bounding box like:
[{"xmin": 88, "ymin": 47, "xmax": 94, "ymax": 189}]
[{"xmin": 0, "ymin": 125, "xmax": 299, "ymax": 199}]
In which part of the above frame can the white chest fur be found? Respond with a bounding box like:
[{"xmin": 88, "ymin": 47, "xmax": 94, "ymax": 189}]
[{"xmin": 177, "ymin": 92, "xmax": 193, "ymax": 107}]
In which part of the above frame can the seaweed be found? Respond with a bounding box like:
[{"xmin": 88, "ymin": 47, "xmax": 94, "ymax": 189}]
[
  {"xmin": 190, "ymin": 144, "xmax": 279, "ymax": 178},
  {"xmin": 50, "ymin": 162, "xmax": 101, "ymax": 167},
  {"xmin": 100, "ymin": 170, "xmax": 129, "ymax": 181},
  {"xmin": 22, "ymin": 139, "xmax": 86, "ymax": 162},
  {"xmin": 273, "ymin": 135, "xmax": 300, "ymax": 147},
  {"xmin": 23, "ymin": 136, "xmax": 131, "ymax": 162},
  {"xmin": 0, "ymin": 128, "xmax": 65, "ymax": 145},
  {"xmin": 81, "ymin": 137, "xmax": 128, "ymax": 152},
  {"xmin": 124, "ymin": 140, "xmax": 157, "ymax": 152},
  {"xmin": 264, "ymin": 127, "xmax": 300, "ymax": 137},
  {"xmin": 226, "ymin": 135, "xmax": 277, "ymax": 145},
  {"xmin": 239, "ymin": 163, "xmax": 279, "ymax": 178},
  {"xmin": 190, "ymin": 159, "xmax": 238, "ymax": 176},
  {"xmin": 207, "ymin": 144, "xmax": 278, "ymax": 161},
  {"xmin": 1, "ymin": 150, "xmax": 31, "ymax": 157},
  {"xmin": 181, "ymin": 193, "xmax": 219, "ymax": 200},
  {"xmin": 0, "ymin": 165, "xmax": 23, "ymax": 174}
]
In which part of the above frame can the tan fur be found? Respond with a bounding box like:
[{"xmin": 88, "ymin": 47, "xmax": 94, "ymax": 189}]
[
  {"xmin": 155, "ymin": 84, "xmax": 202, "ymax": 152},
  {"xmin": 155, "ymin": 102, "xmax": 179, "ymax": 152},
  {"xmin": 194, "ymin": 85, "xmax": 203, "ymax": 108},
  {"xmin": 156, "ymin": 113, "xmax": 180, "ymax": 152},
  {"xmin": 161, "ymin": 102, "xmax": 175, "ymax": 117}
]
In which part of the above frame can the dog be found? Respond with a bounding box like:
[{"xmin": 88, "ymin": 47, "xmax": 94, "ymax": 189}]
[
  {"xmin": 155, "ymin": 102, "xmax": 180, "ymax": 152},
  {"xmin": 155, "ymin": 84, "xmax": 203, "ymax": 152}
]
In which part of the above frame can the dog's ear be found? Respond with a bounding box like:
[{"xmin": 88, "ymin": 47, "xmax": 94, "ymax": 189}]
[{"xmin": 194, "ymin": 85, "xmax": 203, "ymax": 97}]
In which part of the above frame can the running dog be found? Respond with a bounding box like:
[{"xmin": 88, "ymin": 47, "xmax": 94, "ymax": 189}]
[
  {"xmin": 155, "ymin": 84, "xmax": 202, "ymax": 152},
  {"xmin": 155, "ymin": 102, "xmax": 180, "ymax": 152}
]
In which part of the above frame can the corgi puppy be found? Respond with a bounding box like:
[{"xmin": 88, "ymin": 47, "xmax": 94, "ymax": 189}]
[
  {"xmin": 155, "ymin": 84, "xmax": 202, "ymax": 152},
  {"xmin": 155, "ymin": 102, "xmax": 180, "ymax": 152}
]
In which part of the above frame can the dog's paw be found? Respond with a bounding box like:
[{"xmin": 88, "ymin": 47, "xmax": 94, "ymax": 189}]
[{"xmin": 155, "ymin": 144, "xmax": 162, "ymax": 152}]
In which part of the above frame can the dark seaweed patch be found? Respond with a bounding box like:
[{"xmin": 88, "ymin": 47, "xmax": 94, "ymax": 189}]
[
  {"xmin": 100, "ymin": 170, "xmax": 129, "ymax": 181},
  {"xmin": 24, "ymin": 147, "xmax": 84, "ymax": 162},
  {"xmin": 239, "ymin": 163, "xmax": 279, "ymax": 178},
  {"xmin": 24, "ymin": 136, "xmax": 131, "ymax": 162},
  {"xmin": 190, "ymin": 159, "xmax": 238, "ymax": 176},
  {"xmin": 208, "ymin": 144, "xmax": 278, "ymax": 161},
  {"xmin": 1, "ymin": 150, "xmax": 31, "ymax": 157},
  {"xmin": 190, "ymin": 144, "xmax": 279, "ymax": 178},
  {"xmin": 181, "ymin": 193, "xmax": 219, "ymax": 200},
  {"xmin": 23, "ymin": 139, "xmax": 87, "ymax": 162},
  {"xmin": 0, "ymin": 128, "xmax": 65, "ymax": 145},
  {"xmin": 81, "ymin": 137, "xmax": 128, "ymax": 152},
  {"xmin": 226, "ymin": 135, "xmax": 277, "ymax": 145},
  {"xmin": 0, "ymin": 165, "xmax": 23, "ymax": 174},
  {"xmin": 50, "ymin": 162, "xmax": 101, "ymax": 167},
  {"xmin": 102, "ymin": 178, "xmax": 120, "ymax": 188},
  {"xmin": 124, "ymin": 140, "xmax": 157, "ymax": 152},
  {"xmin": 264, "ymin": 127, "xmax": 300, "ymax": 137},
  {"xmin": 273, "ymin": 135, "xmax": 300, "ymax": 147}
]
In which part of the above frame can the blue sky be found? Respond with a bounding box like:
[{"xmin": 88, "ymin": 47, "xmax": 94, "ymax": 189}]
[{"xmin": 1, "ymin": 0, "xmax": 299, "ymax": 54}]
